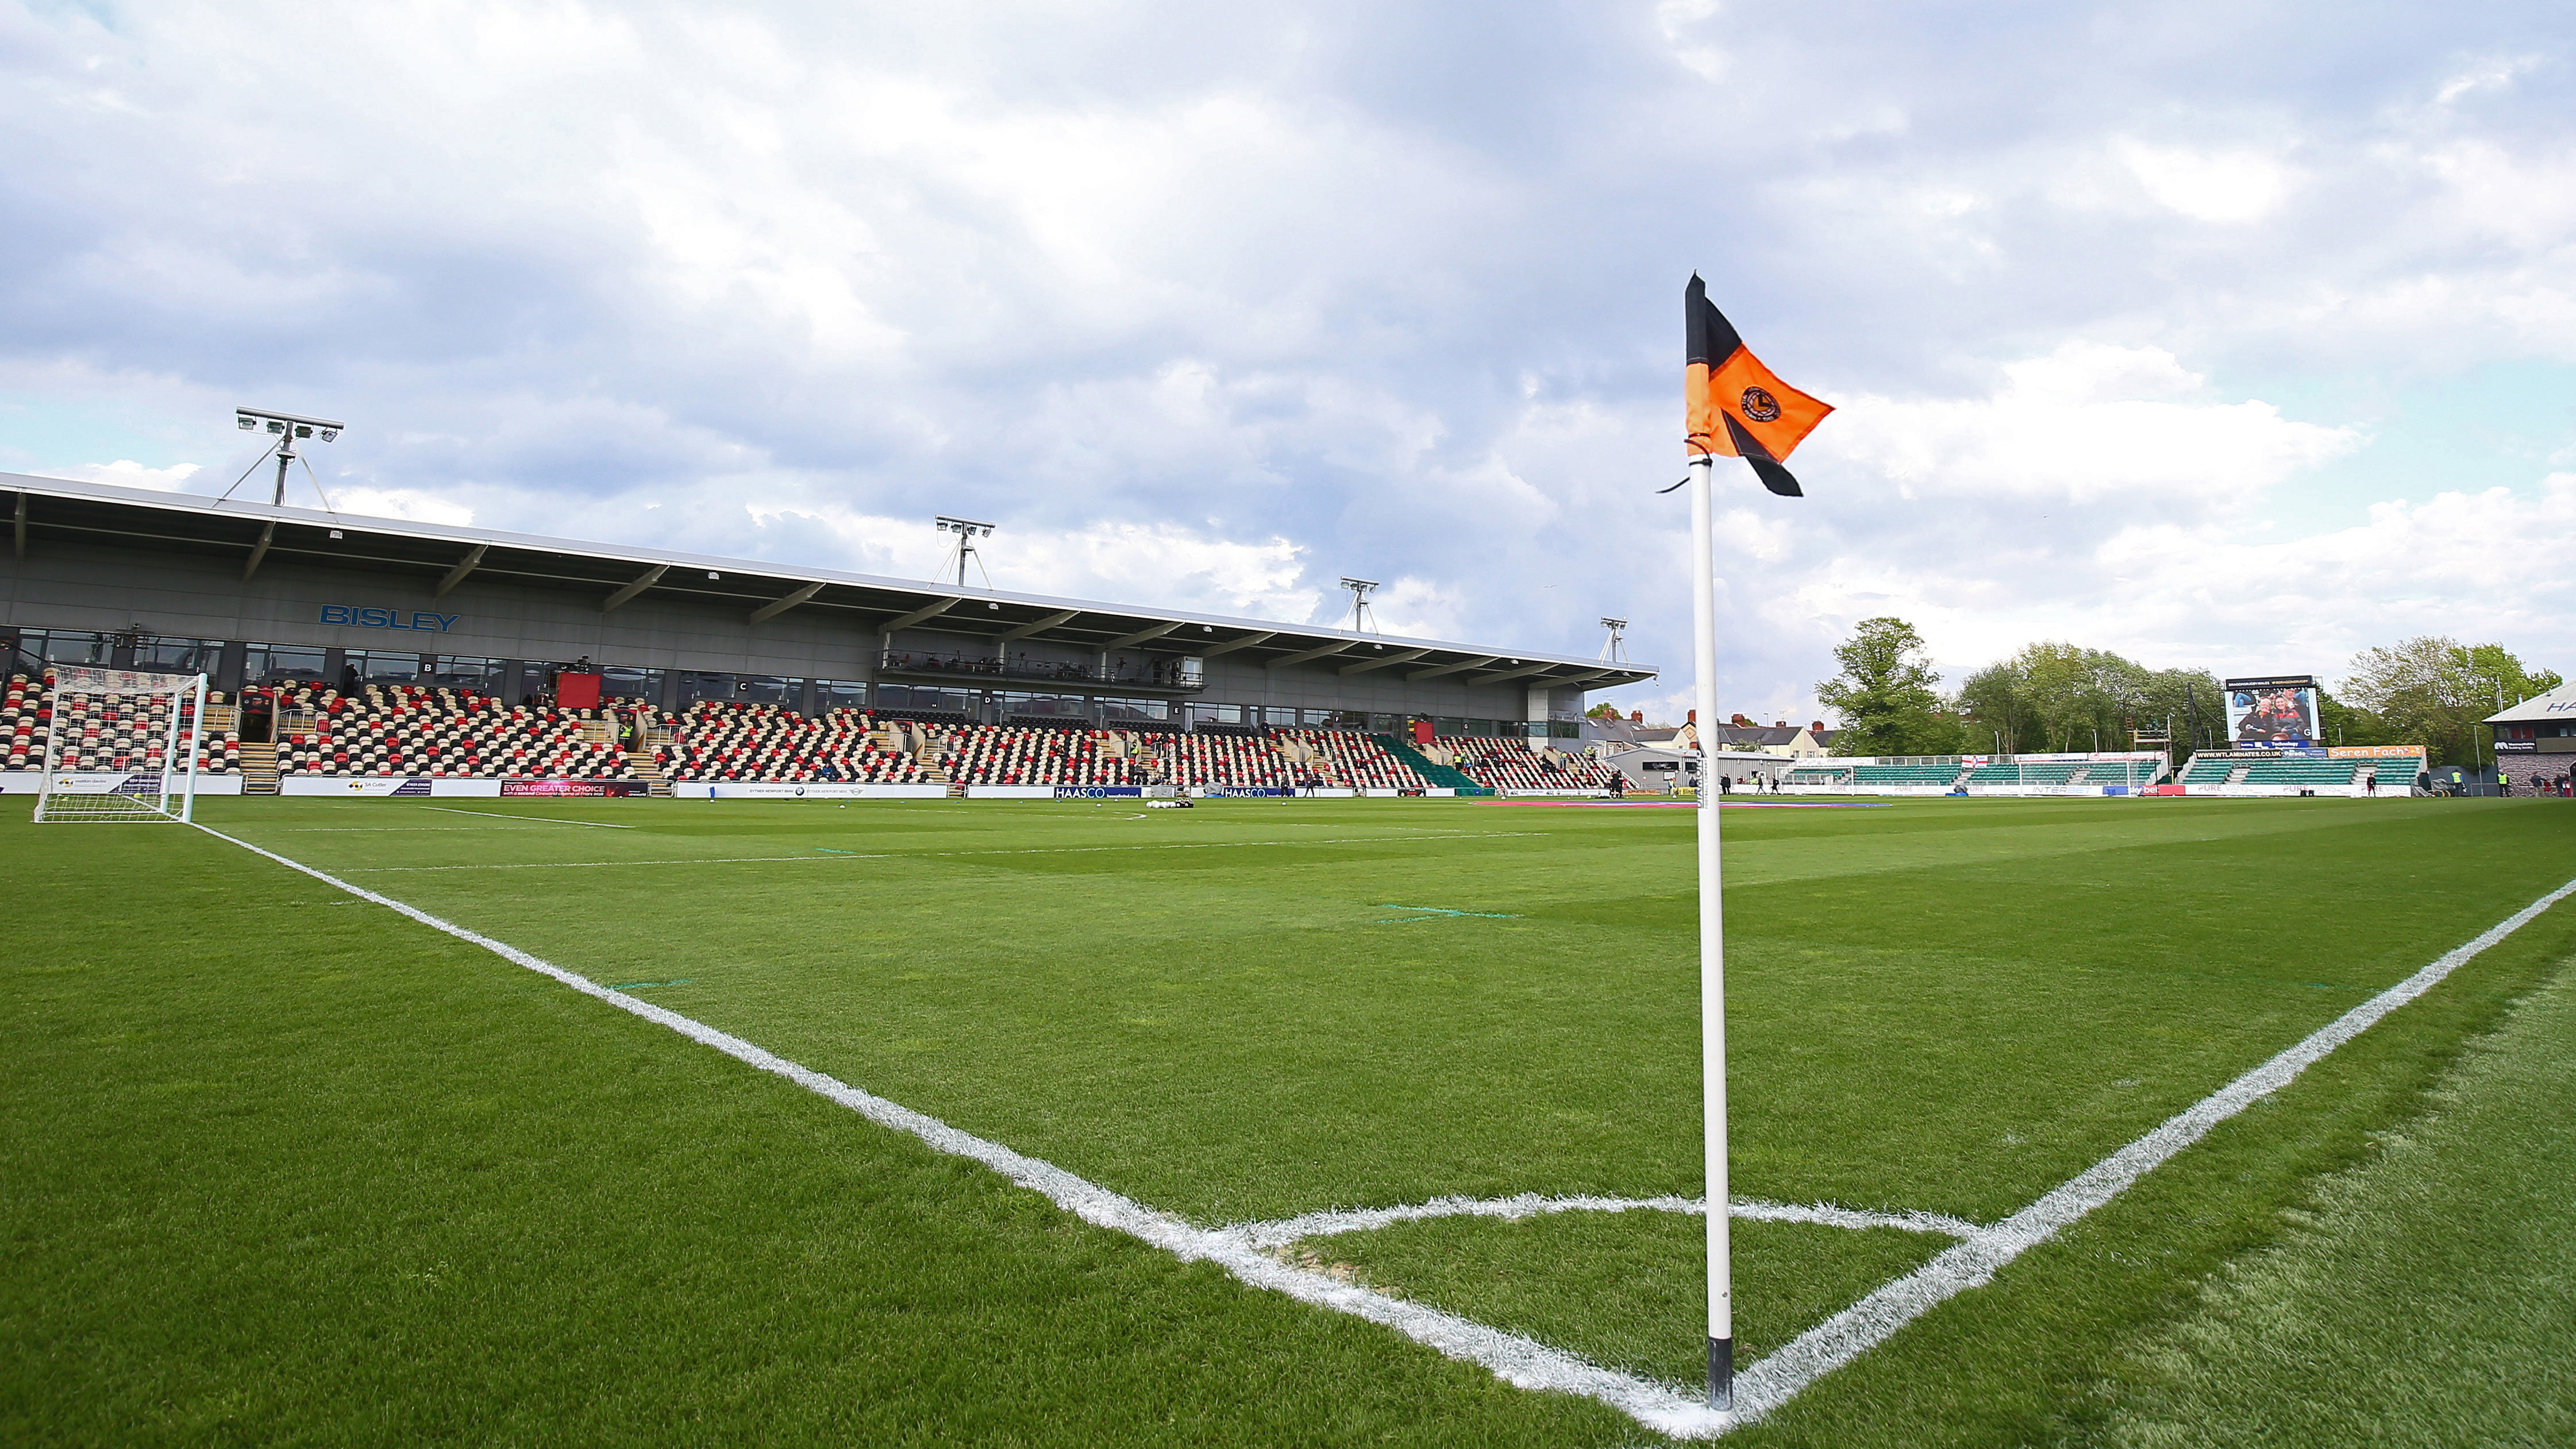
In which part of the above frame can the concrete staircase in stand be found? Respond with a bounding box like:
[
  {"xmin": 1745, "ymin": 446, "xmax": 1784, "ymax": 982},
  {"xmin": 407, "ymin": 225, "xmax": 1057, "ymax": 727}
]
[
  {"xmin": 625, "ymin": 750, "xmax": 673, "ymax": 797},
  {"xmin": 237, "ymin": 741, "xmax": 279, "ymax": 795}
]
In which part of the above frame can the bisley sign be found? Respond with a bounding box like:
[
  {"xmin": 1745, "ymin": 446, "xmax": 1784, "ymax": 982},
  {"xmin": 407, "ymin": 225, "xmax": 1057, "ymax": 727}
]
[{"xmin": 319, "ymin": 606, "xmax": 461, "ymax": 633}]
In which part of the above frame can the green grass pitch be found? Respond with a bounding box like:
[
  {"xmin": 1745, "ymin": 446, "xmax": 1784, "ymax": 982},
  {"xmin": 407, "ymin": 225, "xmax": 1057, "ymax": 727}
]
[{"xmin": 5, "ymin": 793, "xmax": 2572, "ymax": 1445}]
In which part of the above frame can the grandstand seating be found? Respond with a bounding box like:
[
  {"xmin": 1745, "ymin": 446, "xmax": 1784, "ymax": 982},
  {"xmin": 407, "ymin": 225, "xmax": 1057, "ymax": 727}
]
[
  {"xmin": 1849, "ymin": 762, "xmax": 1966, "ymax": 786},
  {"xmin": 2178, "ymin": 756, "xmax": 2238, "ymax": 784},
  {"xmin": 1785, "ymin": 765, "xmax": 1851, "ymax": 785},
  {"xmin": 270, "ymin": 683, "xmax": 636, "ymax": 779},
  {"xmin": 932, "ymin": 722, "xmax": 1148, "ymax": 787},
  {"xmin": 657, "ymin": 701, "xmax": 925, "ymax": 783},
  {"xmin": 5, "ymin": 672, "xmax": 240, "ymax": 774},
  {"xmin": 2238, "ymin": 758, "xmax": 2365, "ymax": 786},
  {"xmin": 1158, "ymin": 730, "xmax": 1297, "ymax": 789},
  {"xmin": 1276, "ymin": 729, "xmax": 1418, "ymax": 789},
  {"xmin": 1435, "ymin": 735, "xmax": 1611, "ymax": 791},
  {"xmin": 1966, "ymin": 761, "xmax": 2083, "ymax": 784}
]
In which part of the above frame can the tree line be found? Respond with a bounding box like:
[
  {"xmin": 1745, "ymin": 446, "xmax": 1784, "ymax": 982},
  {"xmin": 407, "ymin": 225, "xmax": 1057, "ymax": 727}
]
[{"xmin": 1815, "ymin": 618, "xmax": 2560, "ymax": 765}]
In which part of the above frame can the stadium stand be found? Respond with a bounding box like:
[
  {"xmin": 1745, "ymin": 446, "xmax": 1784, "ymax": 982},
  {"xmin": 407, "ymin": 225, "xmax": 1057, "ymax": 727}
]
[
  {"xmin": 1849, "ymin": 762, "xmax": 1966, "ymax": 786},
  {"xmin": 931, "ymin": 722, "xmax": 1149, "ymax": 788},
  {"xmin": 1277, "ymin": 729, "xmax": 1419, "ymax": 789},
  {"xmin": 2178, "ymin": 756, "xmax": 2241, "ymax": 784},
  {"xmin": 5, "ymin": 670, "xmax": 239, "ymax": 775},
  {"xmin": 266, "ymin": 682, "xmax": 636, "ymax": 779},
  {"xmin": 1785, "ymin": 765, "xmax": 1851, "ymax": 785},
  {"xmin": 1965, "ymin": 760, "xmax": 2084, "ymax": 784},
  {"xmin": 1157, "ymin": 729, "xmax": 1298, "ymax": 789},
  {"xmin": 1435, "ymin": 735, "xmax": 1612, "ymax": 792},
  {"xmin": 657, "ymin": 701, "xmax": 926, "ymax": 784}
]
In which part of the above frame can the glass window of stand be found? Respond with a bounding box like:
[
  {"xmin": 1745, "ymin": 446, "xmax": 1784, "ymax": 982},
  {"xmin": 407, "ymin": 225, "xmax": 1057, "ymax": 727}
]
[
  {"xmin": 598, "ymin": 665, "xmax": 663, "ymax": 702},
  {"xmin": 245, "ymin": 644, "xmax": 328, "ymax": 684},
  {"xmin": 676, "ymin": 672, "xmax": 734, "ymax": 706},
  {"xmin": 1096, "ymin": 697, "xmax": 1168, "ymax": 723},
  {"xmin": 815, "ymin": 680, "xmax": 871, "ymax": 712}
]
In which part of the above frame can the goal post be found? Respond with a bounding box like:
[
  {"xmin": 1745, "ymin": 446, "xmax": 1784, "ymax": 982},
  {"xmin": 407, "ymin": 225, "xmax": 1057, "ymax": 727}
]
[{"xmin": 33, "ymin": 666, "xmax": 209, "ymax": 823}]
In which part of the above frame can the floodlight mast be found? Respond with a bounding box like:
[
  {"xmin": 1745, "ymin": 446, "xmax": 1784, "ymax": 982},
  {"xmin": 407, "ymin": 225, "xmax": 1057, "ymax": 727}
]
[
  {"xmin": 934, "ymin": 517, "xmax": 996, "ymax": 588},
  {"xmin": 1598, "ymin": 617, "xmax": 1628, "ymax": 664},
  {"xmin": 1339, "ymin": 577, "xmax": 1379, "ymax": 633},
  {"xmin": 234, "ymin": 407, "xmax": 344, "ymax": 506}
]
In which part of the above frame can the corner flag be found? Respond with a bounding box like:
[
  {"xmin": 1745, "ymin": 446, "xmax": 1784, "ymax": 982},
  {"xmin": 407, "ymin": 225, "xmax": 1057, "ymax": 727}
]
[
  {"xmin": 1681, "ymin": 272, "xmax": 1832, "ymax": 1416},
  {"xmin": 1685, "ymin": 273, "xmax": 1832, "ymax": 496}
]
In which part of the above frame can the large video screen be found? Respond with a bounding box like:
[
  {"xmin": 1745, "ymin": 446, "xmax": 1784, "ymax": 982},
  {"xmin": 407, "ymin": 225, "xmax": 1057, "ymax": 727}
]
[{"xmin": 2224, "ymin": 675, "xmax": 2321, "ymax": 745}]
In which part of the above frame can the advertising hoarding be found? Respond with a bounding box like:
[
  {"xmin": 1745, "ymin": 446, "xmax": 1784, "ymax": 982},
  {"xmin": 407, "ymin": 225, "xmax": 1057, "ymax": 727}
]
[{"xmin": 2223, "ymin": 675, "xmax": 2321, "ymax": 745}]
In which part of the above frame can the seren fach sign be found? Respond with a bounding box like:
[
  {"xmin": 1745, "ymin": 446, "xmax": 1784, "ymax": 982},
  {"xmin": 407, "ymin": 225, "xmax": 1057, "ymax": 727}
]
[{"xmin": 320, "ymin": 606, "xmax": 462, "ymax": 633}]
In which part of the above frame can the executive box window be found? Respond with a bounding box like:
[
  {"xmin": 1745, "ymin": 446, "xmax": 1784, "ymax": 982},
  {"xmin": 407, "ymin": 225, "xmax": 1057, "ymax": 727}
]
[
  {"xmin": 245, "ymin": 645, "xmax": 326, "ymax": 684},
  {"xmin": 815, "ymin": 680, "xmax": 871, "ymax": 711},
  {"xmin": 874, "ymin": 685, "xmax": 975, "ymax": 714},
  {"xmin": 429, "ymin": 657, "xmax": 510, "ymax": 694},
  {"xmin": 599, "ymin": 666, "xmax": 663, "ymax": 702}
]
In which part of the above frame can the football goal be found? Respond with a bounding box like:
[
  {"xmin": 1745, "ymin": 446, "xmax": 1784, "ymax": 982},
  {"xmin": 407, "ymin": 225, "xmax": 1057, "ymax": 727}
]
[{"xmin": 33, "ymin": 666, "xmax": 209, "ymax": 823}]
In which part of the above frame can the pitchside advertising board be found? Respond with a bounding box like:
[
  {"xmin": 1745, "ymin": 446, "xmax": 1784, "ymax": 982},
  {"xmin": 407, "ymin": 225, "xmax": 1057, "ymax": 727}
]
[
  {"xmin": 2224, "ymin": 675, "xmax": 2322, "ymax": 745},
  {"xmin": 277, "ymin": 777, "xmax": 649, "ymax": 797}
]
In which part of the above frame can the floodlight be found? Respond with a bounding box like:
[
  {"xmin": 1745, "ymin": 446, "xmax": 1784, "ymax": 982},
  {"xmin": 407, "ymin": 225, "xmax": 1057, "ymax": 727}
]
[
  {"xmin": 934, "ymin": 516, "xmax": 998, "ymax": 587},
  {"xmin": 230, "ymin": 407, "xmax": 345, "ymax": 507},
  {"xmin": 707, "ymin": 571, "xmax": 720, "ymax": 580},
  {"xmin": 1338, "ymin": 577, "xmax": 1380, "ymax": 633}
]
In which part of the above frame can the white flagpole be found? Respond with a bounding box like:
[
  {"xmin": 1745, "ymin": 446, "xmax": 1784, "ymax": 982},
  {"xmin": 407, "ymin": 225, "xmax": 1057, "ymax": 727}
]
[{"xmin": 1688, "ymin": 449, "xmax": 1732, "ymax": 1410}]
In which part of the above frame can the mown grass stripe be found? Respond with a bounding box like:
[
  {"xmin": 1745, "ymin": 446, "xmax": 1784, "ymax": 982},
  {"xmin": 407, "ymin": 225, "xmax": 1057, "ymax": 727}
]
[
  {"xmin": 187, "ymin": 822, "xmax": 1735, "ymax": 1440},
  {"xmin": 1730, "ymin": 873, "xmax": 2576, "ymax": 1427}
]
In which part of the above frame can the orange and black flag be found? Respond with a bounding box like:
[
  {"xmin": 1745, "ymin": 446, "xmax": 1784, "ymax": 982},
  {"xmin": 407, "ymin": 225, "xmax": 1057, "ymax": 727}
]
[{"xmin": 1686, "ymin": 273, "xmax": 1832, "ymax": 497}]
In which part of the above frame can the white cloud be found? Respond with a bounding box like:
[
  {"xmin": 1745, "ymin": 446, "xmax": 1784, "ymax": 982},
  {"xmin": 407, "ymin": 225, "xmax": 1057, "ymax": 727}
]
[
  {"xmin": 1816, "ymin": 342, "xmax": 2357, "ymax": 504},
  {"xmin": 3, "ymin": 0, "xmax": 2572, "ymax": 728},
  {"xmin": 63, "ymin": 459, "xmax": 199, "ymax": 491},
  {"xmin": 330, "ymin": 488, "xmax": 474, "ymax": 526},
  {"xmin": 2116, "ymin": 140, "xmax": 2296, "ymax": 223},
  {"xmin": 2436, "ymin": 55, "xmax": 2543, "ymax": 106}
]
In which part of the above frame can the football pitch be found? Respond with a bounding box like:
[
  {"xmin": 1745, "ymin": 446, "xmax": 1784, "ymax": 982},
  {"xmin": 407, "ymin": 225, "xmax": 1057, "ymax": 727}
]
[{"xmin": 7, "ymin": 793, "xmax": 2574, "ymax": 1445}]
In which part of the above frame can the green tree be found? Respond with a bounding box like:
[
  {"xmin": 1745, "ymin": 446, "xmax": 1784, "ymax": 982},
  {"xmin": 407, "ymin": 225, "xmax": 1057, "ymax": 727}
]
[
  {"xmin": 1818, "ymin": 617, "xmax": 1958, "ymax": 756},
  {"xmin": 1950, "ymin": 646, "xmax": 2219, "ymax": 765},
  {"xmin": 2313, "ymin": 685, "xmax": 2394, "ymax": 749},
  {"xmin": 2342, "ymin": 638, "xmax": 2563, "ymax": 765}
]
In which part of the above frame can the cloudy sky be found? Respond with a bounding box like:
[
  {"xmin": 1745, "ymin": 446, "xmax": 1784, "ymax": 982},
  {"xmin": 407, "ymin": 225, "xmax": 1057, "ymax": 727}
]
[{"xmin": 4, "ymin": 1, "xmax": 2570, "ymax": 722}]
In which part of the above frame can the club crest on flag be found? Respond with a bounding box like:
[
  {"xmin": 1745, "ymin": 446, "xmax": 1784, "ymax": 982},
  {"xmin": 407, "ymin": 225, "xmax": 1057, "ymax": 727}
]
[{"xmin": 1685, "ymin": 273, "xmax": 1832, "ymax": 497}]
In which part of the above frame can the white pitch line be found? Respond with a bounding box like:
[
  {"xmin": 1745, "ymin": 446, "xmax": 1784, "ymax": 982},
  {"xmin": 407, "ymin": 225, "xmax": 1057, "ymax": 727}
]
[
  {"xmin": 1725, "ymin": 873, "xmax": 2576, "ymax": 1428},
  {"xmin": 183, "ymin": 822, "xmax": 2576, "ymax": 1442},
  {"xmin": 421, "ymin": 806, "xmax": 635, "ymax": 828},
  {"xmin": 186, "ymin": 822, "xmax": 1731, "ymax": 1440},
  {"xmin": 1220, "ymin": 1193, "xmax": 1978, "ymax": 1250},
  {"xmin": 340, "ymin": 831, "xmax": 1542, "ymax": 873}
]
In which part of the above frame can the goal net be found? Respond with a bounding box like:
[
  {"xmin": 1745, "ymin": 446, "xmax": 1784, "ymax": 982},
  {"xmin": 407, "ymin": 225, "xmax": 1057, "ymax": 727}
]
[{"xmin": 33, "ymin": 666, "xmax": 208, "ymax": 823}]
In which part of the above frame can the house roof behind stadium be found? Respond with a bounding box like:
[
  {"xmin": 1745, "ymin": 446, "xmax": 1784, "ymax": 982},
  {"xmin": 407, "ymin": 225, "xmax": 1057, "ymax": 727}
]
[{"xmin": 2, "ymin": 472, "xmax": 1657, "ymax": 691}]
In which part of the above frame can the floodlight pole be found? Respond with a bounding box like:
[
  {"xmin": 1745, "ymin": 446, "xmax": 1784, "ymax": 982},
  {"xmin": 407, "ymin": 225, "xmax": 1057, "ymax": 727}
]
[
  {"xmin": 1687, "ymin": 451, "xmax": 1732, "ymax": 1412},
  {"xmin": 272, "ymin": 427, "xmax": 298, "ymax": 506}
]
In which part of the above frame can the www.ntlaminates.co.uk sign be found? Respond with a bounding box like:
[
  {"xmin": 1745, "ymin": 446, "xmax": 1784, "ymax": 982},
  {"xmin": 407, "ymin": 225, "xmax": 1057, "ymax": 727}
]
[{"xmin": 319, "ymin": 606, "xmax": 463, "ymax": 633}]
